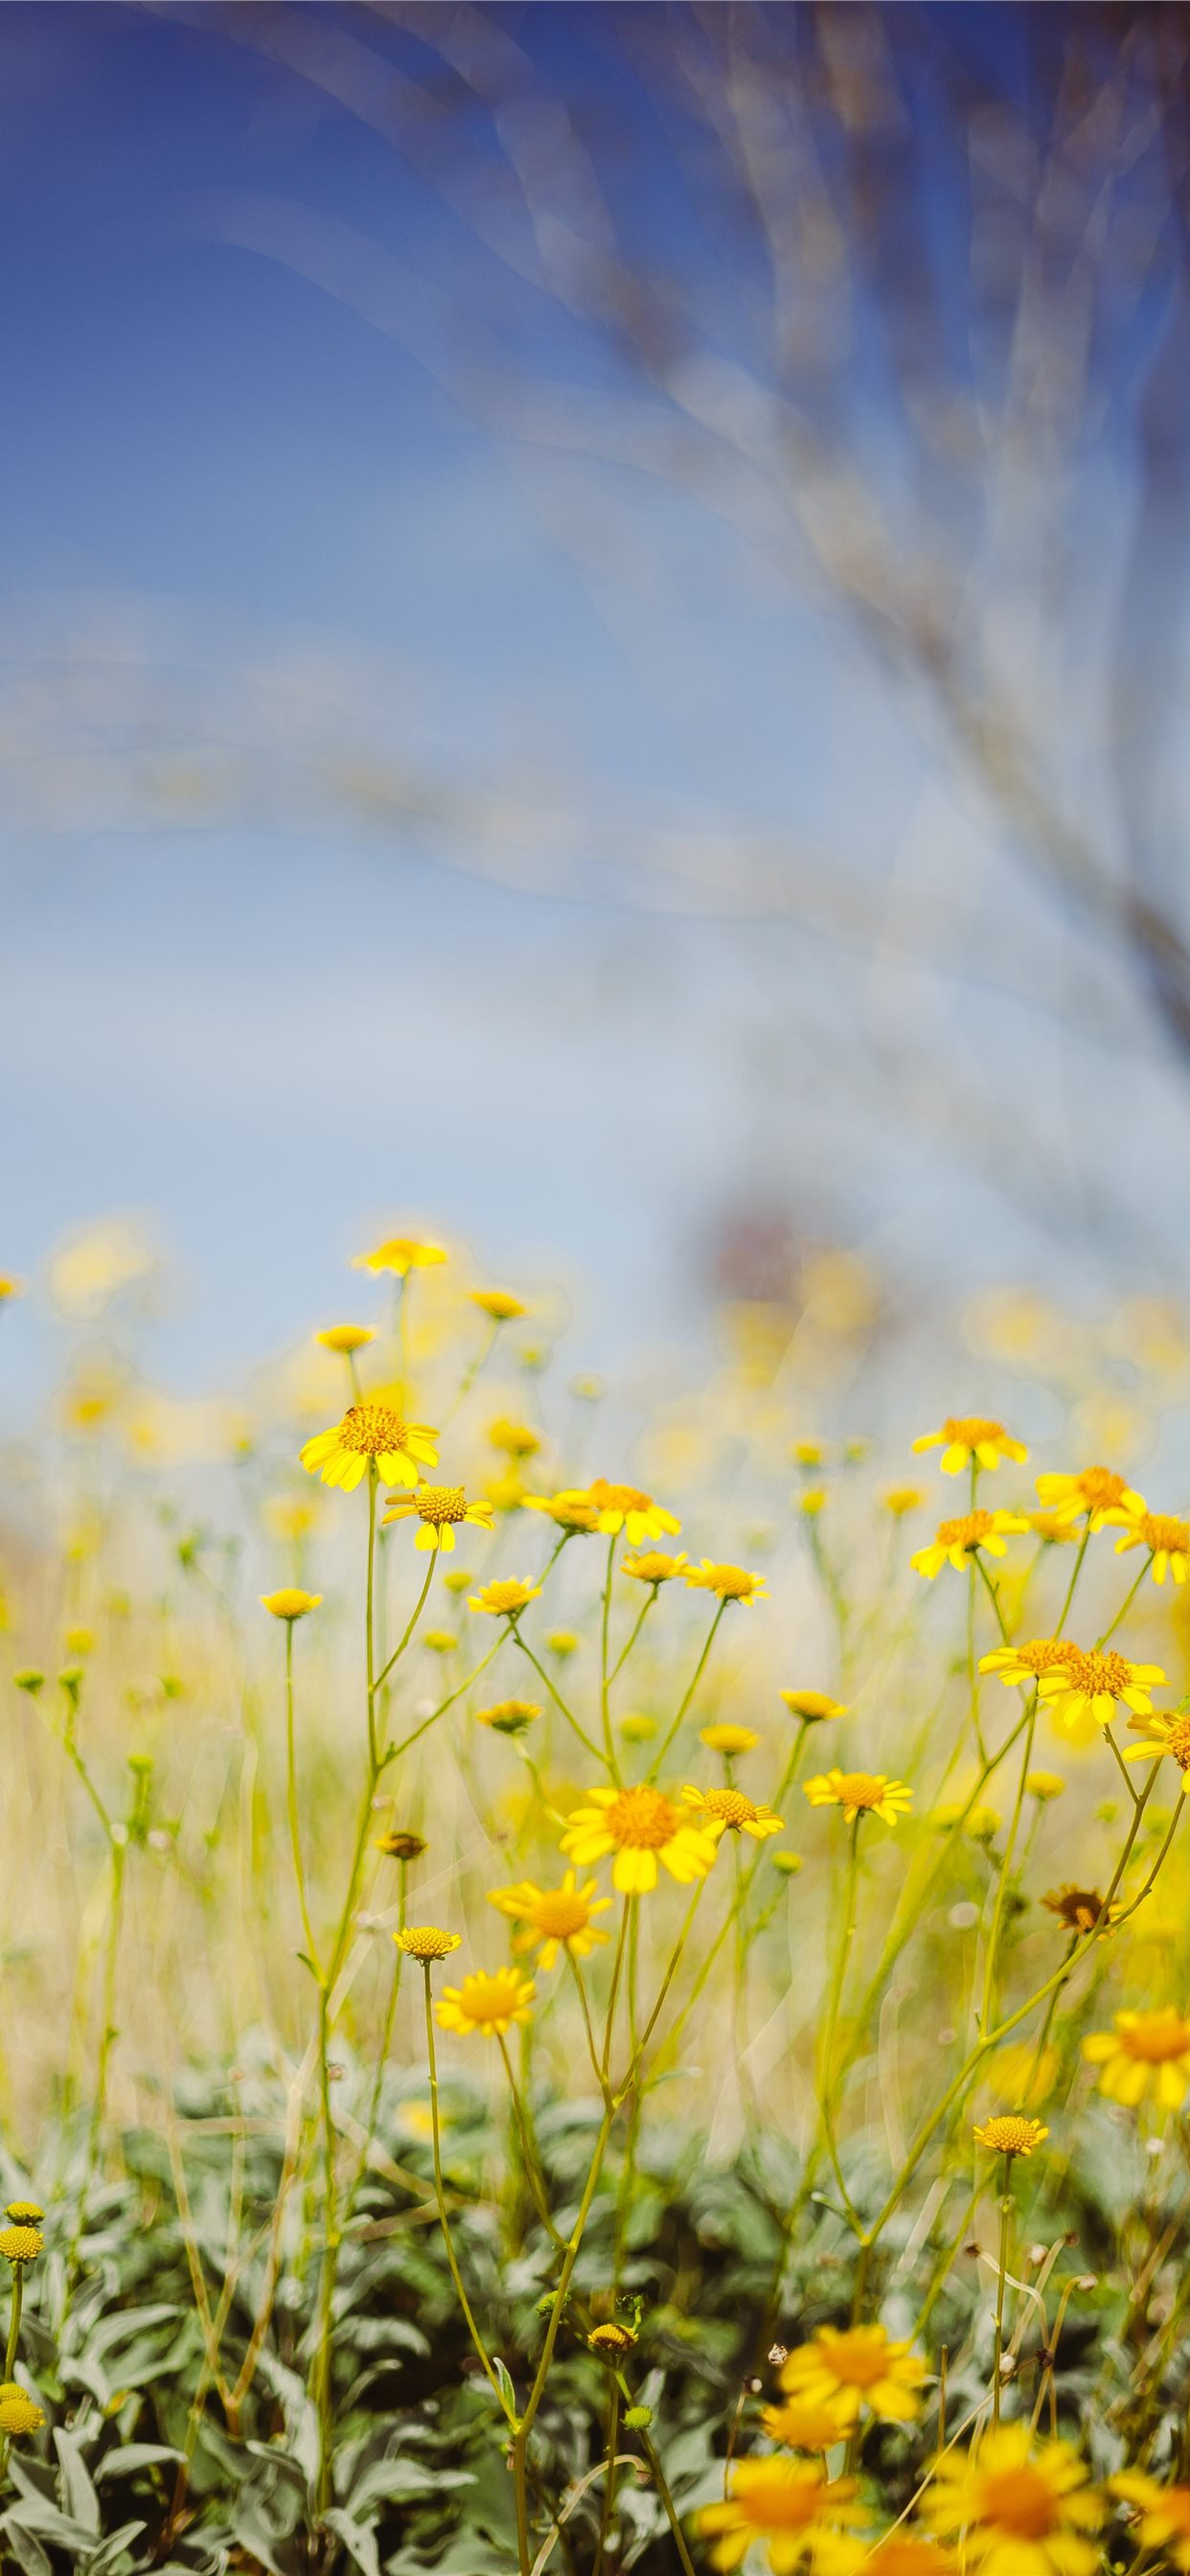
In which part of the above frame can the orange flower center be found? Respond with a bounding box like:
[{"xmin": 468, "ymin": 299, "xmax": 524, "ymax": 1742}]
[
  {"xmin": 937, "ymin": 1511, "xmax": 994, "ymax": 1549},
  {"xmin": 735, "ymin": 2475, "xmax": 824, "ymax": 2533},
  {"xmin": 605, "ymin": 1786, "xmax": 680, "ymax": 1850},
  {"xmin": 455, "ymin": 1973, "xmax": 523, "ymax": 2025},
  {"xmin": 589, "ymin": 1480, "xmax": 652, "ymax": 1512},
  {"xmin": 532, "ymin": 1891, "xmax": 590, "ymax": 1939},
  {"xmin": 704, "ymin": 1788, "xmax": 757, "ymax": 1828},
  {"xmin": 1076, "ymin": 1465, "xmax": 1127, "ymax": 1506},
  {"xmin": 1058, "ymin": 1647, "xmax": 1130, "ymax": 1697},
  {"xmin": 1139, "ymin": 1512, "xmax": 1190, "ymax": 1553},
  {"xmin": 415, "ymin": 1485, "xmax": 468, "ymax": 1526},
  {"xmin": 339, "ymin": 1404, "xmax": 407, "ymax": 1456},
  {"xmin": 833, "ymin": 1773, "xmax": 886, "ymax": 1810},
  {"xmin": 1016, "ymin": 1639, "xmax": 1077, "ymax": 1674},
  {"xmin": 1166, "ymin": 1715, "xmax": 1190, "ymax": 1769},
  {"xmin": 1120, "ymin": 2010, "xmax": 1190, "ymax": 2062},
  {"xmin": 818, "ymin": 2334, "xmax": 891, "ymax": 2388},
  {"xmin": 945, "ymin": 1416, "xmax": 1006, "ymax": 1444},
  {"xmin": 974, "ymin": 2466, "xmax": 1060, "ymax": 2540}
]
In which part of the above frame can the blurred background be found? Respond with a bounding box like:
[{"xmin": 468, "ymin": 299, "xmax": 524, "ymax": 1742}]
[{"xmin": 6, "ymin": 0, "xmax": 1190, "ymax": 1412}]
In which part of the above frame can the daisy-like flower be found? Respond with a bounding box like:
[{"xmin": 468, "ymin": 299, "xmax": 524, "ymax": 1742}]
[
  {"xmin": 0, "ymin": 2385, "xmax": 43, "ymax": 2437},
  {"xmin": 701, "ymin": 1723, "xmax": 761, "ymax": 1755},
  {"xmin": 353, "ymin": 1236, "xmax": 446, "ymax": 1276},
  {"xmin": 1026, "ymin": 1771, "xmax": 1065, "ymax": 1802},
  {"xmin": 395, "ymin": 1925, "xmax": 461, "ymax": 1963},
  {"xmin": 1110, "ymin": 2471, "xmax": 1190, "ymax": 2571},
  {"xmin": 921, "ymin": 2425, "xmax": 1102, "ymax": 2574},
  {"xmin": 778, "ymin": 2325, "xmax": 926, "ymax": 2427},
  {"xmin": 973, "ymin": 2114, "xmax": 1048, "ymax": 2159},
  {"xmin": 883, "ymin": 1487, "xmax": 925, "ymax": 1518},
  {"xmin": 979, "ymin": 1640, "xmax": 1076, "ymax": 1690},
  {"xmin": 469, "ymin": 1578, "xmax": 541, "ymax": 1619},
  {"xmin": 1038, "ymin": 1645, "xmax": 1164, "ymax": 1735},
  {"xmin": 1041, "ymin": 1884, "xmax": 1117, "ymax": 1934},
  {"xmin": 686, "ymin": 1561, "xmax": 767, "ymax": 1604},
  {"xmin": 561, "ymin": 1783, "xmax": 719, "ymax": 1895},
  {"xmin": 1125, "ymin": 1706, "xmax": 1190, "ymax": 1789},
  {"xmin": 681, "ymin": 1784, "xmax": 784, "ymax": 1842},
  {"xmin": 622, "ymin": 1549, "xmax": 689, "ymax": 1585},
  {"xmin": 911, "ymin": 1509, "xmax": 1029, "ymax": 1579},
  {"xmin": 1034, "ymin": 1465, "xmax": 1139, "ymax": 1529},
  {"xmin": 854, "ymin": 2545, "xmax": 958, "ymax": 2576},
  {"xmin": 0, "ymin": 2227, "xmax": 42, "ymax": 2266},
  {"xmin": 381, "ymin": 1484, "xmax": 494, "ymax": 1552},
  {"xmin": 475, "ymin": 1698, "xmax": 539, "ymax": 1736},
  {"xmin": 436, "ymin": 1966, "xmax": 536, "ymax": 2037},
  {"xmin": 488, "ymin": 1871, "xmax": 612, "ymax": 1968},
  {"xmin": 780, "ymin": 1690, "xmax": 848, "ymax": 1723},
  {"xmin": 469, "ymin": 1289, "xmax": 526, "ymax": 1322},
  {"xmin": 316, "ymin": 1323, "xmax": 376, "ymax": 1354},
  {"xmin": 804, "ymin": 1772, "xmax": 912, "ymax": 1827},
  {"xmin": 696, "ymin": 2460, "xmax": 862, "ymax": 2571},
  {"xmin": 4, "ymin": 2203, "xmax": 42, "ymax": 2224},
  {"xmin": 760, "ymin": 2398, "xmax": 846, "ymax": 2452},
  {"xmin": 489, "ymin": 1416, "xmax": 542, "ymax": 1460},
  {"xmin": 1083, "ymin": 2006, "xmax": 1190, "ymax": 2108},
  {"xmin": 523, "ymin": 1489, "xmax": 604, "ymax": 1533},
  {"xmin": 1027, "ymin": 1511, "xmax": 1080, "ymax": 1545},
  {"xmin": 0, "ymin": 1278, "xmax": 24, "ymax": 1303},
  {"xmin": 1100, "ymin": 1497, "xmax": 1190, "ymax": 1583},
  {"xmin": 301, "ymin": 1401, "xmax": 437, "ymax": 1491},
  {"xmin": 912, "ymin": 1415, "xmax": 1028, "ymax": 1475},
  {"xmin": 584, "ymin": 1481, "xmax": 681, "ymax": 1544},
  {"xmin": 259, "ymin": 1589, "xmax": 321, "ymax": 1621}
]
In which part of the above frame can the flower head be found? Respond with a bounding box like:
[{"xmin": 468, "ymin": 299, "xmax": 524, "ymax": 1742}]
[
  {"xmin": 353, "ymin": 1236, "xmax": 446, "ymax": 1276},
  {"xmin": 488, "ymin": 1871, "xmax": 612, "ymax": 1968},
  {"xmin": 1083, "ymin": 2006, "xmax": 1190, "ymax": 2108},
  {"xmin": 489, "ymin": 1416, "xmax": 542, "ymax": 1460},
  {"xmin": 475, "ymin": 1698, "xmax": 540, "ymax": 1736},
  {"xmin": 780, "ymin": 1690, "xmax": 848, "ymax": 1723},
  {"xmin": 382, "ymin": 1484, "xmax": 494, "ymax": 1552},
  {"xmin": 315, "ymin": 1324, "xmax": 375, "ymax": 1354},
  {"xmin": 395, "ymin": 1925, "xmax": 461, "ymax": 1964},
  {"xmin": 301, "ymin": 1402, "xmax": 437, "ymax": 1492},
  {"xmin": 682, "ymin": 1784, "xmax": 783, "ymax": 1842},
  {"xmin": 912, "ymin": 1509, "xmax": 1028, "ymax": 1578},
  {"xmin": 979, "ymin": 1640, "xmax": 1077, "ymax": 1690},
  {"xmin": 700, "ymin": 1723, "xmax": 761, "ymax": 1756},
  {"xmin": 697, "ymin": 2460, "xmax": 861, "ymax": 2571},
  {"xmin": 921, "ymin": 2425, "xmax": 1102, "ymax": 2573},
  {"xmin": 685, "ymin": 1561, "xmax": 767, "ymax": 1604},
  {"xmin": 374, "ymin": 1829, "xmax": 426, "ymax": 1861},
  {"xmin": 4, "ymin": 2203, "xmax": 42, "ymax": 2224},
  {"xmin": 587, "ymin": 2320, "xmax": 636, "ymax": 2356},
  {"xmin": 913, "ymin": 1415, "xmax": 1027, "ymax": 1475},
  {"xmin": 260, "ymin": 1589, "xmax": 322, "ymax": 1622},
  {"xmin": 469, "ymin": 1578, "xmax": 542, "ymax": 1620},
  {"xmin": 804, "ymin": 1771, "xmax": 912, "ymax": 1827},
  {"xmin": 1026, "ymin": 1771, "xmax": 1065, "ymax": 1802},
  {"xmin": 1101, "ymin": 1497, "xmax": 1190, "ymax": 1583},
  {"xmin": 584, "ymin": 1480, "xmax": 680, "ymax": 1544},
  {"xmin": 883, "ymin": 1487, "xmax": 926, "ymax": 1518},
  {"xmin": 1038, "ymin": 1644, "xmax": 1164, "ymax": 1735},
  {"xmin": 0, "ymin": 1278, "xmax": 24, "ymax": 1303},
  {"xmin": 436, "ymin": 1966, "xmax": 536, "ymax": 2037},
  {"xmin": 0, "ymin": 2226, "xmax": 42, "ymax": 2265},
  {"xmin": 1035, "ymin": 1465, "xmax": 1138, "ymax": 1528},
  {"xmin": 622, "ymin": 1550, "xmax": 689, "ymax": 1585},
  {"xmin": 561, "ymin": 1783, "xmax": 719, "ymax": 1895},
  {"xmin": 1124, "ymin": 1707, "xmax": 1190, "ymax": 1790},
  {"xmin": 523, "ymin": 1489, "xmax": 604, "ymax": 1533},
  {"xmin": 760, "ymin": 2397, "xmax": 847, "ymax": 2451},
  {"xmin": 1110, "ymin": 2472, "xmax": 1190, "ymax": 2571},
  {"xmin": 1041, "ymin": 1884, "xmax": 1116, "ymax": 1934},
  {"xmin": 973, "ymin": 2114, "xmax": 1048, "ymax": 2159},
  {"xmin": 470, "ymin": 1289, "xmax": 526, "ymax": 1322},
  {"xmin": 779, "ymin": 2324, "xmax": 926, "ymax": 2426},
  {"xmin": 0, "ymin": 2385, "xmax": 43, "ymax": 2437}
]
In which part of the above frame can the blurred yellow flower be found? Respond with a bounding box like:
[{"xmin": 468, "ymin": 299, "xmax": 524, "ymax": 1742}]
[
  {"xmin": 882, "ymin": 1486, "xmax": 925, "ymax": 1517},
  {"xmin": 489, "ymin": 1416, "xmax": 542, "ymax": 1459},
  {"xmin": 912, "ymin": 1414, "xmax": 1027, "ymax": 1474},
  {"xmin": 681, "ymin": 1784, "xmax": 783, "ymax": 1842},
  {"xmin": 1101, "ymin": 1499, "xmax": 1190, "ymax": 1583},
  {"xmin": 697, "ymin": 2460, "xmax": 861, "ymax": 2570},
  {"xmin": 584, "ymin": 1481, "xmax": 681, "ymax": 1543},
  {"xmin": 561, "ymin": 1783, "xmax": 718, "ymax": 1894},
  {"xmin": 921, "ymin": 2426, "xmax": 1101, "ymax": 2573},
  {"xmin": 301, "ymin": 1402, "xmax": 437, "ymax": 1491},
  {"xmin": 353, "ymin": 1237, "xmax": 446, "ymax": 1276},
  {"xmin": 381, "ymin": 1484, "xmax": 494, "ymax": 1552},
  {"xmin": 1025, "ymin": 1771, "xmax": 1065, "ymax": 1801},
  {"xmin": 523, "ymin": 1490, "xmax": 604, "ymax": 1532},
  {"xmin": 470, "ymin": 1289, "xmax": 526, "ymax": 1321},
  {"xmin": 979, "ymin": 1640, "xmax": 1076, "ymax": 1690},
  {"xmin": 0, "ymin": 1277, "xmax": 24, "ymax": 1303},
  {"xmin": 488, "ymin": 1871, "xmax": 611, "ymax": 1967},
  {"xmin": 685, "ymin": 1561, "xmax": 767, "ymax": 1603},
  {"xmin": 436, "ymin": 1966, "xmax": 536, "ymax": 2037},
  {"xmin": 1125, "ymin": 1707, "xmax": 1190, "ymax": 1787},
  {"xmin": 1041, "ymin": 1884, "xmax": 1117, "ymax": 1933},
  {"xmin": 546, "ymin": 1628, "xmax": 579, "ymax": 1657},
  {"xmin": 1110, "ymin": 2472, "xmax": 1190, "ymax": 2571},
  {"xmin": 264, "ymin": 1494, "xmax": 321, "ymax": 1544},
  {"xmin": 469, "ymin": 1578, "xmax": 541, "ymax": 1619},
  {"xmin": 315, "ymin": 1324, "xmax": 375, "ymax": 1354},
  {"xmin": 805, "ymin": 1771, "xmax": 911, "ymax": 1826},
  {"xmin": 911, "ymin": 1508, "xmax": 1028, "ymax": 1578},
  {"xmin": 799, "ymin": 1488, "xmax": 828, "ymax": 1516},
  {"xmin": 700, "ymin": 1723, "xmax": 760, "ymax": 1755},
  {"xmin": 779, "ymin": 2325, "xmax": 925, "ymax": 2426},
  {"xmin": 780, "ymin": 1689, "xmax": 847, "ymax": 1722},
  {"xmin": 260, "ymin": 1589, "xmax": 321, "ymax": 1621},
  {"xmin": 759, "ymin": 2397, "xmax": 845, "ymax": 2451},
  {"xmin": 1084, "ymin": 2007, "xmax": 1190, "ymax": 2107},
  {"xmin": 475, "ymin": 1699, "xmax": 539, "ymax": 1736}
]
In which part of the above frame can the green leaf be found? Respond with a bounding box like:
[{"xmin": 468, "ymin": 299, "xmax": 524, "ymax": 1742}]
[{"xmin": 322, "ymin": 2508, "xmax": 379, "ymax": 2576}]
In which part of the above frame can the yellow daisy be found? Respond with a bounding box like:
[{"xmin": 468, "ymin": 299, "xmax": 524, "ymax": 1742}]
[
  {"xmin": 469, "ymin": 1289, "xmax": 526, "ymax": 1322},
  {"xmin": 523, "ymin": 1490, "xmax": 605, "ymax": 1533},
  {"xmin": 487, "ymin": 1871, "xmax": 612, "ymax": 1968},
  {"xmin": 804, "ymin": 1771, "xmax": 912, "ymax": 1827},
  {"xmin": 1100, "ymin": 1497, "xmax": 1190, "ymax": 1583},
  {"xmin": 1041, "ymin": 1884, "xmax": 1117, "ymax": 1933},
  {"xmin": 381, "ymin": 1484, "xmax": 494, "ymax": 1552},
  {"xmin": 779, "ymin": 1690, "xmax": 848, "ymax": 1722},
  {"xmin": 1038, "ymin": 1644, "xmax": 1164, "ymax": 1734},
  {"xmin": 1110, "ymin": 2472, "xmax": 1190, "ymax": 2571},
  {"xmin": 395, "ymin": 1925, "xmax": 461, "ymax": 1963},
  {"xmin": 489, "ymin": 1416, "xmax": 542, "ymax": 1460},
  {"xmin": 700, "ymin": 1723, "xmax": 761, "ymax": 1755},
  {"xmin": 912, "ymin": 1415, "xmax": 1028, "ymax": 1475},
  {"xmin": 759, "ymin": 2398, "xmax": 847, "ymax": 2452},
  {"xmin": 436, "ymin": 1966, "xmax": 536, "ymax": 2037},
  {"xmin": 1125, "ymin": 1706, "xmax": 1190, "ymax": 1789},
  {"xmin": 1083, "ymin": 2006, "xmax": 1190, "ymax": 2108},
  {"xmin": 353, "ymin": 1236, "xmax": 446, "ymax": 1276},
  {"xmin": 1025, "ymin": 1771, "xmax": 1065, "ymax": 1801},
  {"xmin": 584, "ymin": 1480, "xmax": 681, "ymax": 1543},
  {"xmin": 315, "ymin": 1323, "xmax": 376, "ymax": 1354},
  {"xmin": 469, "ymin": 1578, "xmax": 542, "ymax": 1619},
  {"xmin": 911, "ymin": 1508, "xmax": 1029, "ymax": 1578},
  {"xmin": 301, "ymin": 1401, "xmax": 437, "ymax": 1492},
  {"xmin": 685, "ymin": 1561, "xmax": 767, "ymax": 1604},
  {"xmin": 1034, "ymin": 1464, "xmax": 1139, "ymax": 1528},
  {"xmin": 978, "ymin": 1640, "xmax": 1076, "ymax": 1690},
  {"xmin": 259, "ymin": 1589, "xmax": 321, "ymax": 1621},
  {"xmin": 973, "ymin": 2114, "xmax": 1048, "ymax": 2158},
  {"xmin": 622, "ymin": 1550, "xmax": 689, "ymax": 1584},
  {"xmin": 475, "ymin": 1699, "xmax": 539, "ymax": 1736},
  {"xmin": 921, "ymin": 2426, "xmax": 1102, "ymax": 2574},
  {"xmin": 681, "ymin": 1784, "xmax": 784, "ymax": 1842},
  {"xmin": 696, "ymin": 2460, "xmax": 861, "ymax": 2571},
  {"xmin": 561, "ymin": 1783, "xmax": 719, "ymax": 1895},
  {"xmin": 0, "ymin": 2386, "xmax": 43, "ymax": 2437},
  {"xmin": 778, "ymin": 2324, "xmax": 926, "ymax": 2426},
  {"xmin": 883, "ymin": 1487, "xmax": 925, "ymax": 1518}
]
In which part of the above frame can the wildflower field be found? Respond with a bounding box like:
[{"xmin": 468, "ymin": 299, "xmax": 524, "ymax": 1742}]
[{"xmin": 5, "ymin": 1240, "xmax": 1190, "ymax": 2576}]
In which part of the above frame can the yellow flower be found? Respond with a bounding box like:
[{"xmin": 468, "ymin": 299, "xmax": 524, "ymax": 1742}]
[
  {"xmin": 804, "ymin": 1771, "xmax": 912, "ymax": 1827},
  {"xmin": 353, "ymin": 1236, "xmax": 446, "ymax": 1276},
  {"xmin": 1041, "ymin": 1884, "xmax": 1116, "ymax": 1934},
  {"xmin": 260, "ymin": 1589, "xmax": 322, "ymax": 1622},
  {"xmin": 778, "ymin": 2324, "xmax": 926, "ymax": 2426},
  {"xmin": 760, "ymin": 2398, "xmax": 847, "ymax": 2451},
  {"xmin": 0, "ymin": 2227, "xmax": 42, "ymax": 2265},
  {"xmin": 622, "ymin": 1550, "xmax": 689, "ymax": 1584},
  {"xmin": 696, "ymin": 2460, "xmax": 861, "ymax": 2571},
  {"xmin": 488, "ymin": 1870, "xmax": 612, "ymax": 1968},
  {"xmin": 489, "ymin": 1416, "xmax": 542, "ymax": 1459},
  {"xmin": 779, "ymin": 1690, "xmax": 848, "ymax": 1723},
  {"xmin": 436, "ymin": 1966, "xmax": 536, "ymax": 2037},
  {"xmin": 620, "ymin": 1713, "xmax": 656, "ymax": 1743},
  {"xmin": 381, "ymin": 1484, "xmax": 494, "ymax": 1552},
  {"xmin": 1110, "ymin": 2471, "xmax": 1190, "ymax": 2571},
  {"xmin": 301, "ymin": 1401, "xmax": 438, "ymax": 1491},
  {"xmin": 547, "ymin": 1629, "xmax": 579, "ymax": 1657},
  {"xmin": 791, "ymin": 1439, "xmax": 826, "ymax": 1466},
  {"xmin": 588, "ymin": 2321, "xmax": 636, "ymax": 2356},
  {"xmin": 1034, "ymin": 1464, "xmax": 1139, "ymax": 1528},
  {"xmin": 973, "ymin": 2114, "xmax": 1048, "ymax": 2158},
  {"xmin": 475, "ymin": 1699, "xmax": 540, "ymax": 1736},
  {"xmin": 1038, "ymin": 1645, "xmax": 1164, "ymax": 1734},
  {"xmin": 422, "ymin": 1629, "xmax": 457, "ymax": 1654},
  {"xmin": 799, "ymin": 1488, "xmax": 827, "ymax": 1516},
  {"xmin": 0, "ymin": 1277, "xmax": 24, "ymax": 1303},
  {"xmin": 681, "ymin": 1784, "xmax": 783, "ymax": 1842},
  {"xmin": 855, "ymin": 2545, "xmax": 958, "ymax": 2576},
  {"xmin": 469, "ymin": 1578, "xmax": 541, "ymax": 1619},
  {"xmin": 394, "ymin": 1925, "xmax": 461, "ymax": 1963},
  {"xmin": 1027, "ymin": 1511, "xmax": 1080, "ymax": 1545},
  {"xmin": 561, "ymin": 1783, "xmax": 719, "ymax": 1895},
  {"xmin": 0, "ymin": 2385, "xmax": 43, "ymax": 2436},
  {"xmin": 991, "ymin": 2041, "xmax": 1057, "ymax": 2108},
  {"xmin": 921, "ymin": 2426, "xmax": 1102, "ymax": 2573},
  {"xmin": 470, "ymin": 1289, "xmax": 526, "ymax": 1322},
  {"xmin": 700, "ymin": 1724, "xmax": 761, "ymax": 1755},
  {"xmin": 979, "ymin": 1640, "xmax": 1076, "ymax": 1690},
  {"xmin": 911, "ymin": 1509, "xmax": 1028, "ymax": 1578},
  {"xmin": 1083, "ymin": 2006, "xmax": 1190, "ymax": 2108},
  {"xmin": 523, "ymin": 1490, "xmax": 605, "ymax": 1532},
  {"xmin": 1125, "ymin": 1706, "xmax": 1190, "ymax": 1789},
  {"xmin": 912, "ymin": 1414, "xmax": 1028, "ymax": 1474},
  {"xmin": 584, "ymin": 1481, "xmax": 681, "ymax": 1543},
  {"xmin": 315, "ymin": 1324, "xmax": 375, "ymax": 1354},
  {"xmin": 264, "ymin": 1494, "xmax": 321, "ymax": 1544},
  {"xmin": 883, "ymin": 1487, "xmax": 925, "ymax": 1518},
  {"xmin": 1101, "ymin": 1498, "xmax": 1190, "ymax": 1583},
  {"xmin": 4, "ymin": 2203, "xmax": 42, "ymax": 2223},
  {"xmin": 685, "ymin": 1561, "xmax": 767, "ymax": 1604},
  {"xmin": 1026, "ymin": 1771, "xmax": 1065, "ymax": 1801}
]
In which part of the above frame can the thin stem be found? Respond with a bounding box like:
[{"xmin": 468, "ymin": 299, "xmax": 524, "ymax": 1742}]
[
  {"xmin": 1098, "ymin": 1557, "xmax": 1150, "ymax": 1646},
  {"xmin": 422, "ymin": 1967, "xmax": 512, "ymax": 2416},
  {"xmin": 285, "ymin": 1622, "xmax": 318, "ymax": 1972},
  {"xmin": 514, "ymin": 1632, "xmax": 612, "ymax": 1771},
  {"xmin": 647, "ymin": 1603, "xmax": 726, "ymax": 1781},
  {"xmin": 993, "ymin": 2157, "xmax": 1012, "ymax": 2425},
  {"xmin": 599, "ymin": 1533, "xmax": 617, "ymax": 1773},
  {"xmin": 498, "ymin": 2034, "xmax": 564, "ymax": 2250},
  {"xmin": 373, "ymin": 1549, "xmax": 436, "ymax": 1696}
]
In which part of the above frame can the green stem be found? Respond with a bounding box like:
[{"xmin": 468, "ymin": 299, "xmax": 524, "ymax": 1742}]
[
  {"xmin": 285, "ymin": 1622, "xmax": 318, "ymax": 1972},
  {"xmin": 647, "ymin": 1603, "xmax": 726, "ymax": 1781},
  {"xmin": 422, "ymin": 1967, "xmax": 512, "ymax": 2415},
  {"xmin": 993, "ymin": 2157, "xmax": 1012, "ymax": 2425}
]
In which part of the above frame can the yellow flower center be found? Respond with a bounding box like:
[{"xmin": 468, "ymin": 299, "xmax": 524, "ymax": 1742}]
[
  {"xmin": 937, "ymin": 1511, "xmax": 995, "ymax": 1549},
  {"xmin": 977, "ymin": 2116, "xmax": 1042, "ymax": 2155},
  {"xmin": 397, "ymin": 1925, "xmax": 458, "ymax": 1961},
  {"xmin": 704, "ymin": 1788, "xmax": 758, "ymax": 1828},
  {"xmin": 1139, "ymin": 1512, "xmax": 1190, "ymax": 1553},
  {"xmin": 944, "ymin": 1415, "xmax": 1006, "ymax": 1445},
  {"xmin": 415, "ymin": 1485, "xmax": 468, "ymax": 1526},
  {"xmin": 1076, "ymin": 1465, "xmax": 1126, "ymax": 1506},
  {"xmin": 605, "ymin": 1786, "xmax": 680, "ymax": 1850},
  {"xmin": 1043, "ymin": 1886, "xmax": 1107, "ymax": 1931},
  {"xmin": 975, "ymin": 2466, "xmax": 1060, "ymax": 2541},
  {"xmin": 832, "ymin": 1773, "xmax": 886, "ymax": 1811},
  {"xmin": 532, "ymin": 1891, "xmax": 590, "ymax": 1939},
  {"xmin": 455, "ymin": 1972, "xmax": 523, "ymax": 2025},
  {"xmin": 1120, "ymin": 2009, "xmax": 1190, "ymax": 2062},
  {"xmin": 1058, "ymin": 1647, "xmax": 1130, "ymax": 1698},
  {"xmin": 1166, "ymin": 1715, "xmax": 1190, "ymax": 1769},
  {"xmin": 736, "ymin": 2473, "xmax": 824, "ymax": 2533},
  {"xmin": 589, "ymin": 1480, "xmax": 652, "ymax": 1512},
  {"xmin": 1015, "ymin": 1638, "xmax": 1077, "ymax": 1674},
  {"xmin": 338, "ymin": 1403, "xmax": 407, "ymax": 1457}
]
